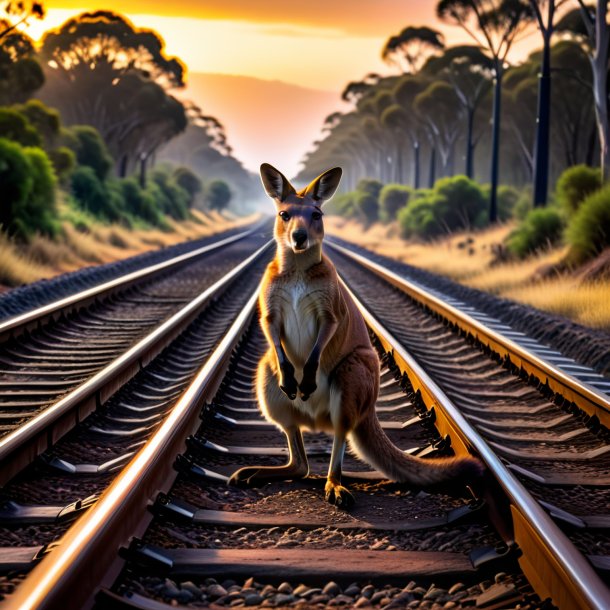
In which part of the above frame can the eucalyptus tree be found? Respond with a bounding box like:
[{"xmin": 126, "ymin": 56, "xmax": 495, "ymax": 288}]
[
  {"xmin": 423, "ymin": 45, "xmax": 492, "ymax": 178},
  {"xmin": 0, "ymin": 23, "xmax": 43, "ymax": 104},
  {"xmin": 0, "ymin": 0, "xmax": 44, "ymax": 40},
  {"xmin": 558, "ymin": 2, "xmax": 610, "ymax": 180},
  {"xmin": 414, "ymin": 81, "xmax": 463, "ymax": 178},
  {"xmin": 39, "ymin": 11, "xmax": 186, "ymax": 174},
  {"xmin": 527, "ymin": 0, "xmax": 570, "ymax": 206},
  {"xmin": 382, "ymin": 26, "xmax": 445, "ymax": 73},
  {"xmin": 437, "ymin": 0, "xmax": 534, "ymax": 222}
]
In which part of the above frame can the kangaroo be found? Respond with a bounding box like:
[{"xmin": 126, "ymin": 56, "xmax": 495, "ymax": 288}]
[{"xmin": 229, "ymin": 163, "xmax": 484, "ymax": 507}]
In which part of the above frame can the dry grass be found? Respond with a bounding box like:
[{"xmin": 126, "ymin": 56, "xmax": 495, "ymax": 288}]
[
  {"xmin": 0, "ymin": 211, "xmax": 262, "ymax": 289},
  {"xmin": 326, "ymin": 216, "xmax": 610, "ymax": 331}
]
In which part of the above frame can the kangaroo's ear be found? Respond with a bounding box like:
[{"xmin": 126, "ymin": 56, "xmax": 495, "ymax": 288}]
[
  {"xmin": 303, "ymin": 167, "xmax": 343, "ymax": 203},
  {"xmin": 260, "ymin": 163, "xmax": 296, "ymax": 202}
]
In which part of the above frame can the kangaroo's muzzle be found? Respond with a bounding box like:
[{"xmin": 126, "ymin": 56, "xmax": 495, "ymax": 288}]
[{"xmin": 292, "ymin": 229, "xmax": 308, "ymax": 251}]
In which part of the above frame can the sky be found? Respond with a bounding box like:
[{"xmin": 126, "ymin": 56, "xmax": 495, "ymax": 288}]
[{"xmin": 29, "ymin": 1, "xmax": 541, "ymax": 176}]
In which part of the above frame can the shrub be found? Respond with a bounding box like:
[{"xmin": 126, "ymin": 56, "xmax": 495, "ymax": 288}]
[
  {"xmin": 355, "ymin": 192, "xmax": 379, "ymax": 225},
  {"xmin": 556, "ymin": 164, "xmax": 601, "ymax": 217},
  {"xmin": 355, "ymin": 178, "xmax": 383, "ymax": 200},
  {"xmin": 49, "ymin": 146, "xmax": 76, "ymax": 184},
  {"xmin": 379, "ymin": 184, "xmax": 412, "ymax": 222},
  {"xmin": 205, "ymin": 180, "xmax": 232, "ymax": 211},
  {"xmin": 0, "ymin": 108, "xmax": 41, "ymax": 147},
  {"xmin": 14, "ymin": 100, "xmax": 61, "ymax": 149},
  {"xmin": 151, "ymin": 169, "xmax": 189, "ymax": 220},
  {"xmin": 71, "ymin": 166, "xmax": 120, "ymax": 222},
  {"xmin": 0, "ymin": 139, "xmax": 58, "ymax": 239},
  {"xmin": 565, "ymin": 185, "xmax": 610, "ymax": 264},
  {"xmin": 173, "ymin": 166, "xmax": 202, "ymax": 207},
  {"xmin": 433, "ymin": 175, "xmax": 486, "ymax": 231},
  {"xmin": 506, "ymin": 208, "xmax": 564, "ymax": 258},
  {"xmin": 66, "ymin": 125, "xmax": 113, "ymax": 180},
  {"xmin": 512, "ymin": 187, "xmax": 533, "ymax": 220},
  {"xmin": 490, "ymin": 185, "xmax": 521, "ymax": 222},
  {"xmin": 120, "ymin": 178, "xmax": 165, "ymax": 227},
  {"xmin": 398, "ymin": 194, "xmax": 443, "ymax": 239}
]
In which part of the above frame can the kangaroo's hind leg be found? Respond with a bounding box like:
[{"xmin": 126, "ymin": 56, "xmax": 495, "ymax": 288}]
[{"xmin": 228, "ymin": 353, "xmax": 309, "ymax": 486}]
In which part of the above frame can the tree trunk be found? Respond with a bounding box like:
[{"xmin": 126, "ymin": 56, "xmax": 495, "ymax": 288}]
[
  {"xmin": 465, "ymin": 109, "xmax": 475, "ymax": 179},
  {"xmin": 413, "ymin": 141, "xmax": 420, "ymax": 189},
  {"xmin": 489, "ymin": 61, "xmax": 503, "ymax": 223},
  {"xmin": 532, "ymin": 33, "xmax": 552, "ymax": 206},
  {"xmin": 118, "ymin": 154, "xmax": 128, "ymax": 178},
  {"xmin": 428, "ymin": 147, "xmax": 436, "ymax": 188},
  {"xmin": 139, "ymin": 153, "xmax": 147, "ymax": 189}
]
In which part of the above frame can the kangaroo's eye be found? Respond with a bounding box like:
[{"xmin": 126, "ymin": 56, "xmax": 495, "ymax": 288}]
[
  {"xmin": 279, "ymin": 211, "xmax": 290, "ymax": 221},
  {"xmin": 312, "ymin": 211, "xmax": 322, "ymax": 220}
]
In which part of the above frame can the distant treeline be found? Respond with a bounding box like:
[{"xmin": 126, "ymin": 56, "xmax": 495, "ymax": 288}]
[{"xmin": 0, "ymin": 9, "xmax": 258, "ymax": 242}]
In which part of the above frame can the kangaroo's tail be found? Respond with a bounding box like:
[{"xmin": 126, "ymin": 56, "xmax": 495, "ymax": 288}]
[{"xmin": 349, "ymin": 415, "xmax": 484, "ymax": 486}]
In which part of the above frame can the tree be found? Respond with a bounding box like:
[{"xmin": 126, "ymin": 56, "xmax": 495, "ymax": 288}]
[
  {"xmin": 558, "ymin": 2, "xmax": 610, "ymax": 181},
  {"xmin": 0, "ymin": 1, "xmax": 44, "ymax": 41},
  {"xmin": 205, "ymin": 180, "xmax": 231, "ymax": 212},
  {"xmin": 423, "ymin": 45, "xmax": 492, "ymax": 178},
  {"xmin": 39, "ymin": 11, "xmax": 187, "ymax": 175},
  {"xmin": 528, "ymin": 0, "xmax": 570, "ymax": 207},
  {"xmin": 0, "ymin": 24, "xmax": 43, "ymax": 105},
  {"xmin": 65, "ymin": 125, "xmax": 113, "ymax": 181},
  {"xmin": 437, "ymin": 0, "xmax": 534, "ymax": 221},
  {"xmin": 382, "ymin": 26, "xmax": 445, "ymax": 73}
]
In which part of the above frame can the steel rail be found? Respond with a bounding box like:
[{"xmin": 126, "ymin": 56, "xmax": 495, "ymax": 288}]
[
  {"xmin": 0, "ymin": 224, "xmax": 262, "ymax": 343},
  {"xmin": 0, "ymin": 241, "xmax": 272, "ymax": 485},
  {"xmin": 341, "ymin": 278, "xmax": 610, "ymax": 610},
  {"xmin": 328, "ymin": 241, "xmax": 610, "ymax": 428},
  {"xmin": 4, "ymin": 281, "xmax": 262, "ymax": 610}
]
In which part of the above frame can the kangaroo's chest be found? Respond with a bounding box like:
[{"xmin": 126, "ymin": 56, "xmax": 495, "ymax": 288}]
[{"xmin": 279, "ymin": 279, "xmax": 318, "ymax": 364}]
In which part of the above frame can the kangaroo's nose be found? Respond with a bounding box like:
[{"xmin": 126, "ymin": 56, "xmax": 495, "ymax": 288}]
[{"xmin": 292, "ymin": 229, "xmax": 307, "ymax": 248}]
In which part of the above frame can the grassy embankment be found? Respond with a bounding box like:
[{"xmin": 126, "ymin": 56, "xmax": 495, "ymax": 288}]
[
  {"xmin": 326, "ymin": 217, "xmax": 610, "ymax": 330},
  {"xmin": 0, "ymin": 205, "xmax": 260, "ymax": 290}
]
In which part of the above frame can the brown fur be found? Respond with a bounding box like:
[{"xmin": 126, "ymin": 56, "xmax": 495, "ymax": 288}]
[{"xmin": 229, "ymin": 164, "xmax": 484, "ymax": 506}]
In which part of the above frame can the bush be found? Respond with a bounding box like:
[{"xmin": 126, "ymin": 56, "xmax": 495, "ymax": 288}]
[
  {"xmin": 120, "ymin": 178, "xmax": 165, "ymax": 227},
  {"xmin": 71, "ymin": 166, "xmax": 120, "ymax": 222},
  {"xmin": 151, "ymin": 169, "xmax": 189, "ymax": 220},
  {"xmin": 355, "ymin": 178, "xmax": 383, "ymax": 200},
  {"xmin": 565, "ymin": 185, "xmax": 610, "ymax": 264},
  {"xmin": 355, "ymin": 192, "xmax": 379, "ymax": 225},
  {"xmin": 512, "ymin": 187, "xmax": 533, "ymax": 220},
  {"xmin": 398, "ymin": 194, "xmax": 443, "ymax": 239},
  {"xmin": 0, "ymin": 138, "xmax": 58, "ymax": 239},
  {"xmin": 173, "ymin": 166, "xmax": 202, "ymax": 207},
  {"xmin": 0, "ymin": 107, "xmax": 41, "ymax": 147},
  {"xmin": 486, "ymin": 184, "xmax": 521, "ymax": 222},
  {"xmin": 379, "ymin": 184, "xmax": 412, "ymax": 222},
  {"xmin": 205, "ymin": 180, "xmax": 232, "ymax": 211},
  {"xmin": 556, "ymin": 164, "xmax": 601, "ymax": 217},
  {"xmin": 49, "ymin": 146, "xmax": 76, "ymax": 184},
  {"xmin": 506, "ymin": 208, "xmax": 564, "ymax": 258},
  {"xmin": 14, "ymin": 100, "xmax": 61, "ymax": 149},
  {"xmin": 66, "ymin": 125, "xmax": 113, "ymax": 180},
  {"xmin": 433, "ymin": 175, "xmax": 486, "ymax": 231}
]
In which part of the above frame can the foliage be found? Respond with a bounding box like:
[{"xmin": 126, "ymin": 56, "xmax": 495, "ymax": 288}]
[
  {"xmin": 483, "ymin": 184, "xmax": 521, "ymax": 221},
  {"xmin": 0, "ymin": 107, "xmax": 41, "ymax": 146},
  {"xmin": 379, "ymin": 184, "xmax": 412, "ymax": 222},
  {"xmin": 0, "ymin": 138, "xmax": 57, "ymax": 239},
  {"xmin": 398, "ymin": 194, "xmax": 440, "ymax": 239},
  {"xmin": 555, "ymin": 165, "xmax": 601, "ymax": 217},
  {"xmin": 355, "ymin": 178, "xmax": 383, "ymax": 200},
  {"xmin": 512, "ymin": 187, "xmax": 533, "ymax": 220},
  {"xmin": 48, "ymin": 145, "xmax": 75, "ymax": 183},
  {"xmin": 354, "ymin": 191, "xmax": 379, "ymax": 224},
  {"xmin": 173, "ymin": 166, "xmax": 201, "ymax": 206},
  {"xmin": 506, "ymin": 208, "xmax": 564, "ymax": 258},
  {"xmin": 65, "ymin": 125, "xmax": 113, "ymax": 181},
  {"xmin": 70, "ymin": 166, "xmax": 120, "ymax": 221},
  {"xmin": 151, "ymin": 168, "xmax": 189, "ymax": 220},
  {"xmin": 14, "ymin": 99, "xmax": 59, "ymax": 147},
  {"xmin": 119, "ymin": 178, "xmax": 166, "ymax": 227},
  {"xmin": 565, "ymin": 186, "xmax": 610, "ymax": 264},
  {"xmin": 204, "ymin": 179, "xmax": 232, "ymax": 212}
]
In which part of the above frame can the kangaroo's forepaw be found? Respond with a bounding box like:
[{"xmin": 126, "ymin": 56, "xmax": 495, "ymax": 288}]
[
  {"xmin": 279, "ymin": 377, "xmax": 298, "ymax": 400},
  {"xmin": 325, "ymin": 481, "xmax": 355, "ymax": 509},
  {"xmin": 298, "ymin": 377, "xmax": 317, "ymax": 401},
  {"xmin": 228, "ymin": 467, "xmax": 261, "ymax": 487}
]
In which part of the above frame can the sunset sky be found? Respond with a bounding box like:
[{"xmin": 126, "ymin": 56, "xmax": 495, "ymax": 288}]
[{"xmin": 30, "ymin": 1, "xmax": 541, "ymax": 177}]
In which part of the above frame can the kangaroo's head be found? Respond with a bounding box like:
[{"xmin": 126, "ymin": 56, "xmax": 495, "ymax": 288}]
[{"xmin": 260, "ymin": 163, "xmax": 342, "ymax": 257}]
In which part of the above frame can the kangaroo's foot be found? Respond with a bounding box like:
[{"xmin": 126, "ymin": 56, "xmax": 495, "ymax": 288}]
[
  {"xmin": 228, "ymin": 463, "xmax": 308, "ymax": 487},
  {"xmin": 325, "ymin": 478, "xmax": 354, "ymax": 508}
]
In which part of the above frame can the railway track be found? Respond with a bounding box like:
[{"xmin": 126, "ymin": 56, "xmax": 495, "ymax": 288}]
[{"xmin": 0, "ymin": 233, "xmax": 608, "ymax": 609}]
